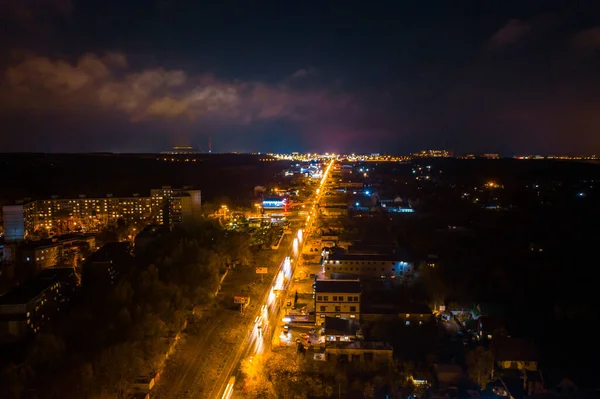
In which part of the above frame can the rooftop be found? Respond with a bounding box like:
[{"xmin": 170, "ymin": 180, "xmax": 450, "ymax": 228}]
[
  {"xmin": 494, "ymin": 338, "xmax": 538, "ymax": 362},
  {"xmin": 327, "ymin": 253, "xmax": 409, "ymax": 262},
  {"xmin": 0, "ymin": 268, "xmax": 74, "ymax": 305},
  {"xmin": 326, "ymin": 341, "xmax": 393, "ymax": 351},
  {"xmin": 315, "ymin": 279, "xmax": 361, "ymax": 294},
  {"xmin": 324, "ymin": 317, "xmax": 359, "ymax": 336}
]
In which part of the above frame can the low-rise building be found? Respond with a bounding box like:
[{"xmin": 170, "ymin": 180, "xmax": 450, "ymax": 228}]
[
  {"xmin": 0, "ymin": 268, "xmax": 77, "ymax": 342},
  {"xmin": 322, "ymin": 252, "xmax": 414, "ymax": 280},
  {"xmin": 314, "ymin": 279, "xmax": 361, "ymax": 324},
  {"xmin": 17, "ymin": 234, "xmax": 96, "ymax": 270},
  {"xmin": 323, "ymin": 316, "xmax": 360, "ymax": 342},
  {"xmin": 362, "ymin": 300, "xmax": 434, "ymax": 325},
  {"xmin": 325, "ymin": 341, "xmax": 393, "ymax": 365}
]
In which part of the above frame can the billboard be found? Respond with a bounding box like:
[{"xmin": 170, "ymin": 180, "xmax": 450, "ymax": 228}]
[
  {"xmin": 262, "ymin": 197, "xmax": 287, "ymax": 209},
  {"xmin": 234, "ymin": 296, "xmax": 250, "ymax": 304},
  {"xmin": 255, "ymin": 267, "xmax": 268, "ymax": 274}
]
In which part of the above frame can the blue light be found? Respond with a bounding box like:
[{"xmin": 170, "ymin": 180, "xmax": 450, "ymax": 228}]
[
  {"xmin": 577, "ymin": 192, "xmax": 585, "ymax": 197},
  {"xmin": 365, "ymin": 191, "xmax": 370, "ymax": 196},
  {"xmin": 355, "ymin": 202, "xmax": 359, "ymax": 206}
]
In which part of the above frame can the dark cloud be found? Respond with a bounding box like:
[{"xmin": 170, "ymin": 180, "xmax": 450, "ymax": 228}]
[
  {"xmin": 1, "ymin": 2, "xmax": 600, "ymax": 154},
  {"xmin": 489, "ymin": 19, "xmax": 532, "ymax": 49}
]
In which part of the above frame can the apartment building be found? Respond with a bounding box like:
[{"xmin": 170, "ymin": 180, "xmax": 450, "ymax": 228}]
[
  {"xmin": 0, "ymin": 268, "xmax": 77, "ymax": 342},
  {"xmin": 2, "ymin": 186, "xmax": 201, "ymax": 241},
  {"xmin": 314, "ymin": 279, "xmax": 361, "ymax": 324}
]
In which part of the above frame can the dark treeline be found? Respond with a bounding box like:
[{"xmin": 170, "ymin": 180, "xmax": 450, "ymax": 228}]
[
  {"xmin": 0, "ymin": 153, "xmax": 288, "ymax": 204},
  {"xmin": 0, "ymin": 220, "xmax": 253, "ymax": 399}
]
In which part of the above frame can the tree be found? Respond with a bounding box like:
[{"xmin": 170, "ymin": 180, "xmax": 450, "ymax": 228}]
[
  {"xmin": 0, "ymin": 363, "xmax": 31, "ymax": 399},
  {"xmin": 466, "ymin": 346, "xmax": 494, "ymax": 389},
  {"xmin": 26, "ymin": 333, "xmax": 66, "ymax": 372},
  {"xmin": 241, "ymin": 355, "xmax": 274, "ymax": 398},
  {"xmin": 95, "ymin": 343, "xmax": 143, "ymax": 399}
]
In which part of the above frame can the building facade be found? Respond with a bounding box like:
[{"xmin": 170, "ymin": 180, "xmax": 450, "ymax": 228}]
[
  {"xmin": 2, "ymin": 187, "xmax": 201, "ymax": 240},
  {"xmin": 322, "ymin": 253, "xmax": 414, "ymax": 280},
  {"xmin": 0, "ymin": 268, "xmax": 77, "ymax": 342},
  {"xmin": 314, "ymin": 279, "xmax": 361, "ymax": 323}
]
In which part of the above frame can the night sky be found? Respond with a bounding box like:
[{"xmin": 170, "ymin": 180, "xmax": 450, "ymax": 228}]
[{"xmin": 1, "ymin": 0, "xmax": 600, "ymax": 154}]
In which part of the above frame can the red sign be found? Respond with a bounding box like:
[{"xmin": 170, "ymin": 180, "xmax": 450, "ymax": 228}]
[{"xmin": 234, "ymin": 296, "xmax": 249, "ymax": 304}]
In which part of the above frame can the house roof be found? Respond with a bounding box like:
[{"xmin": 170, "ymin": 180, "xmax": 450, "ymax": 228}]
[
  {"xmin": 494, "ymin": 338, "xmax": 538, "ymax": 362},
  {"xmin": 315, "ymin": 279, "xmax": 361, "ymax": 294},
  {"xmin": 327, "ymin": 253, "xmax": 408, "ymax": 262},
  {"xmin": 324, "ymin": 317, "xmax": 359, "ymax": 336}
]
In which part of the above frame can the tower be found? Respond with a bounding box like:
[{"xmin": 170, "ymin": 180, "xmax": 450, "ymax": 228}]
[{"xmin": 209, "ymin": 137, "xmax": 212, "ymax": 153}]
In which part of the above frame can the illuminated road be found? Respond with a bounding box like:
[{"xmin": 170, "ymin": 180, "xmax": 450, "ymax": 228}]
[{"xmin": 213, "ymin": 159, "xmax": 335, "ymax": 399}]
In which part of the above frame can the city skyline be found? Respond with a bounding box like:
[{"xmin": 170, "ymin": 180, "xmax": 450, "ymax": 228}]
[{"xmin": 2, "ymin": 1, "xmax": 600, "ymax": 154}]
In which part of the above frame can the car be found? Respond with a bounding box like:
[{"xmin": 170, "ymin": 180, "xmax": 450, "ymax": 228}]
[{"xmin": 283, "ymin": 325, "xmax": 290, "ymax": 333}]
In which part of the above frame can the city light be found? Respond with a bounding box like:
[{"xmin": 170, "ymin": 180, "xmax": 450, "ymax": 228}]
[
  {"xmin": 283, "ymin": 257, "xmax": 292, "ymax": 279},
  {"xmin": 293, "ymin": 238, "xmax": 298, "ymax": 255},
  {"xmin": 297, "ymin": 229, "xmax": 303, "ymax": 243}
]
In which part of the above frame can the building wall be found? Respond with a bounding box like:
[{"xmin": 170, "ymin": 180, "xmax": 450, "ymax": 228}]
[
  {"xmin": 4, "ymin": 187, "xmax": 199, "ymax": 237},
  {"xmin": 315, "ymin": 292, "xmax": 361, "ymax": 322},
  {"xmin": 21, "ymin": 245, "xmax": 61, "ymax": 270},
  {"xmin": 2, "ymin": 205, "xmax": 25, "ymax": 241},
  {"xmin": 0, "ymin": 273, "xmax": 74, "ymax": 341}
]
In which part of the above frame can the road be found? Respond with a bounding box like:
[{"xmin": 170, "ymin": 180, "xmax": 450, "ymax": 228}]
[
  {"xmin": 214, "ymin": 159, "xmax": 335, "ymax": 399},
  {"xmin": 150, "ymin": 237, "xmax": 292, "ymax": 399}
]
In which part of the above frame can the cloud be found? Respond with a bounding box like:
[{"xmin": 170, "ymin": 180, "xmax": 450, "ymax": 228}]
[
  {"xmin": 290, "ymin": 68, "xmax": 317, "ymax": 79},
  {"xmin": 1, "ymin": 52, "xmax": 354, "ymax": 125},
  {"xmin": 572, "ymin": 26, "xmax": 600, "ymax": 51},
  {"xmin": 488, "ymin": 19, "xmax": 532, "ymax": 49}
]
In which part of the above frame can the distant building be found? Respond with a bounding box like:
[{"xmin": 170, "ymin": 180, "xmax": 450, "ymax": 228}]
[
  {"xmin": 1, "ymin": 186, "xmax": 201, "ymax": 239},
  {"xmin": 413, "ymin": 149, "xmax": 452, "ymax": 158},
  {"xmin": 314, "ymin": 279, "xmax": 361, "ymax": 324},
  {"xmin": 161, "ymin": 146, "xmax": 201, "ymax": 155},
  {"xmin": 482, "ymin": 153, "xmax": 500, "ymax": 159},
  {"xmin": 0, "ymin": 268, "xmax": 77, "ymax": 342},
  {"xmin": 150, "ymin": 186, "xmax": 202, "ymax": 226},
  {"xmin": 322, "ymin": 252, "xmax": 414, "ymax": 280}
]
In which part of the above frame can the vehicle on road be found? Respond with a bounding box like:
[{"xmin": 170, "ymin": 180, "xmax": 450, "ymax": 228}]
[{"xmin": 222, "ymin": 376, "xmax": 235, "ymax": 399}]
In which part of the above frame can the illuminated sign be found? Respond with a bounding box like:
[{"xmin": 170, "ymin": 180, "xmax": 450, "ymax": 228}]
[
  {"xmin": 234, "ymin": 296, "xmax": 250, "ymax": 304},
  {"xmin": 255, "ymin": 267, "xmax": 268, "ymax": 274},
  {"xmin": 262, "ymin": 197, "xmax": 287, "ymax": 209}
]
